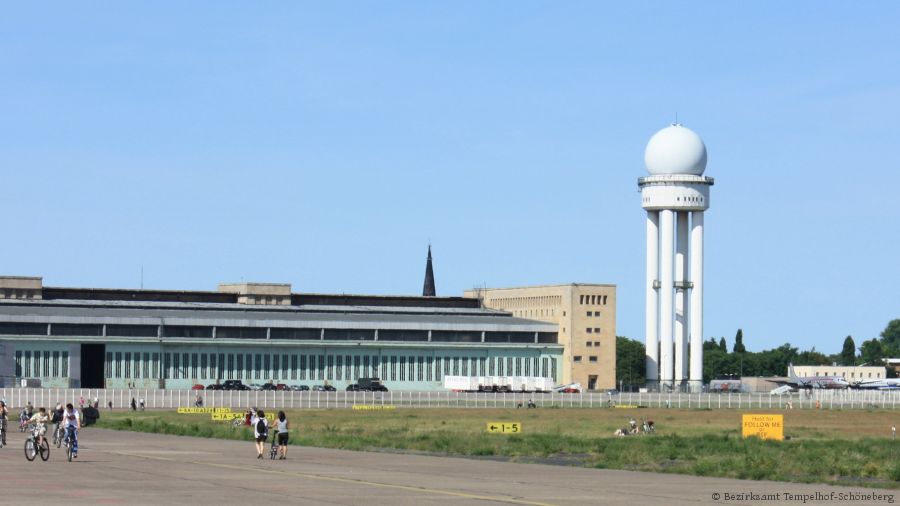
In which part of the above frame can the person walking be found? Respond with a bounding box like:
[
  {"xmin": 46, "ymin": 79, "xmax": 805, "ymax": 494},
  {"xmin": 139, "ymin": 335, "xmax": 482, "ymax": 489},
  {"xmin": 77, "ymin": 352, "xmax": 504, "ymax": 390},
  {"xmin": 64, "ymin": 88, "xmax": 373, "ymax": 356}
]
[
  {"xmin": 131, "ymin": 398, "xmax": 137, "ymax": 411},
  {"xmin": 252, "ymin": 410, "xmax": 268, "ymax": 459},
  {"xmin": 275, "ymin": 411, "xmax": 289, "ymax": 460},
  {"xmin": 0, "ymin": 400, "xmax": 8, "ymax": 448}
]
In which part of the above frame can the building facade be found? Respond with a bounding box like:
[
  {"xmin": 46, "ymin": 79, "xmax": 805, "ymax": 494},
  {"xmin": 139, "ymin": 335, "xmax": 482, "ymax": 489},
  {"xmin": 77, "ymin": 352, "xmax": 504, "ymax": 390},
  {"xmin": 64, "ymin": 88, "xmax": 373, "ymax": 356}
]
[
  {"xmin": 463, "ymin": 284, "xmax": 616, "ymax": 390},
  {"xmin": 0, "ymin": 277, "xmax": 561, "ymax": 390},
  {"xmin": 792, "ymin": 365, "xmax": 887, "ymax": 382}
]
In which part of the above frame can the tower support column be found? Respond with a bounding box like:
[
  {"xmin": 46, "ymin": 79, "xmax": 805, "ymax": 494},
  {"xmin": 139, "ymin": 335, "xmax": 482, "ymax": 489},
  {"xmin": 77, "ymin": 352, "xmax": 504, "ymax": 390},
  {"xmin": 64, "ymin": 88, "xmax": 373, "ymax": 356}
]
[
  {"xmin": 659, "ymin": 209, "xmax": 675, "ymax": 387},
  {"xmin": 689, "ymin": 211, "xmax": 705, "ymax": 389},
  {"xmin": 675, "ymin": 212, "xmax": 689, "ymax": 384},
  {"xmin": 645, "ymin": 211, "xmax": 659, "ymax": 382}
]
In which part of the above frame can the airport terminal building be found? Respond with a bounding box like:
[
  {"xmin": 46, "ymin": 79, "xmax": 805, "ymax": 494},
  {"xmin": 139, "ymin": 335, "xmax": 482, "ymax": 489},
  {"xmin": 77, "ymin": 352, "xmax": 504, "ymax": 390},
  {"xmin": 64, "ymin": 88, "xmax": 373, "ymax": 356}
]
[{"xmin": 0, "ymin": 277, "xmax": 561, "ymax": 390}]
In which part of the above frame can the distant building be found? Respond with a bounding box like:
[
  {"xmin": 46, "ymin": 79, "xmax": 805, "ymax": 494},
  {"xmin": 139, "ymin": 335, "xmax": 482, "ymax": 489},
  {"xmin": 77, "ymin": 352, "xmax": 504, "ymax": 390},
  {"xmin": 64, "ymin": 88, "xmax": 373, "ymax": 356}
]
[
  {"xmin": 0, "ymin": 276, "xmax": 560, "ymax": 390},
  {"xmin": 464, "ymin": 284, "xmax": 616, "ymax": 390},
  {"xmin": 791, "ymin": 365, "xmax": 887, "ymax": 382}
]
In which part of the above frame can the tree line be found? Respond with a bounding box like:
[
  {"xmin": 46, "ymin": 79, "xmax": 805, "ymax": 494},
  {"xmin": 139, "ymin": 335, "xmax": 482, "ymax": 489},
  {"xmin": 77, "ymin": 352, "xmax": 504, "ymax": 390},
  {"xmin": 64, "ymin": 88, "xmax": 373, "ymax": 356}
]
[{"xmin": 616, "ymin": 318, "xmax": 900, "ymax": 387}]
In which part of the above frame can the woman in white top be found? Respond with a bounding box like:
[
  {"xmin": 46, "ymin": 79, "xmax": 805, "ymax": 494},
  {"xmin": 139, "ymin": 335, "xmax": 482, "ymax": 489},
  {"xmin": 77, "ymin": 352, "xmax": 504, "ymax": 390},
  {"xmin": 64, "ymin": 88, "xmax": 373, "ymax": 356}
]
[{"xmin": 275, "ymin": 411, "xmax": 289, "ymax": 460}]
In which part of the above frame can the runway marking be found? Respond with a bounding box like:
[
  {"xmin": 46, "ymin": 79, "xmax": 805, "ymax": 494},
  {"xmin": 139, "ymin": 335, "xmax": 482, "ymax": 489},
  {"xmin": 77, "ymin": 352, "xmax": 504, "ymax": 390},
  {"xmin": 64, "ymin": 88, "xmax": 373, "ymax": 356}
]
[{"xmin": 108, "ymin": 450, "xmax": 557, "ymax": 506}]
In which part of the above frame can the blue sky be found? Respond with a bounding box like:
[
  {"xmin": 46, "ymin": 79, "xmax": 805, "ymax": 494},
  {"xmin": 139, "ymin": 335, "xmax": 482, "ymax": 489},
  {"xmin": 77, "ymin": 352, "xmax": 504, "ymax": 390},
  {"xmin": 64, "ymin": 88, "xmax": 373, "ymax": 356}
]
[{"xmin": 2, "ymin": 2, "xmax": 898, "ymax": 354}]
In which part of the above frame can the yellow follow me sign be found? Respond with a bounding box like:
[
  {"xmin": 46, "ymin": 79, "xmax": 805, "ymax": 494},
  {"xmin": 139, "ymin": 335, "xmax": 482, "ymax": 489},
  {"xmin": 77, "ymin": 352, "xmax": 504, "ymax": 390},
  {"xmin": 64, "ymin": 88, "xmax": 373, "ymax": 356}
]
[
  {"xmin": 486, "ymin": 422, "xmax": 521, "ymax": 434},
  {"xmin": 741, "ymin": 414, "xmax": 784, "ymax": 441}
]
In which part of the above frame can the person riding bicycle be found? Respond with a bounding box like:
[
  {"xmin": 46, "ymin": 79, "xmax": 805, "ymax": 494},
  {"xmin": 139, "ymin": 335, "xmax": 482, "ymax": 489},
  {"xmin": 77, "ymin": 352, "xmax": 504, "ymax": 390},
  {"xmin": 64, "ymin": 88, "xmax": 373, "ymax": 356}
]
[
  {"xmin": 19, "ymin": 408, "xmax": 29, "ymax": 430},
  {"xmin": 62, "ymin": 403, "xmax": 81, "ymax": 459},
  {"xmin": 0, "ymin": 400, "xmax": 8, "ymax": 447},
  {"xmin": 28, "ymin": 407, "xmax": 50, "ymax": 448},
  {"xmin": 51, "ymin": 403, "xmax": 64, "ymax": 442}
]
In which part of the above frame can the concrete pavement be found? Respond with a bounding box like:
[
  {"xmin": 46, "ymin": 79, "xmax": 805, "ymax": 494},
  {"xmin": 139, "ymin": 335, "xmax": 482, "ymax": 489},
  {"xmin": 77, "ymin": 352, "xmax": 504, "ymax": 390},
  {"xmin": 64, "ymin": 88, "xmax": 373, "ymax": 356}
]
[{"xmin": 0, "ymin": 427, "xmax": 895, "ymax": 505}]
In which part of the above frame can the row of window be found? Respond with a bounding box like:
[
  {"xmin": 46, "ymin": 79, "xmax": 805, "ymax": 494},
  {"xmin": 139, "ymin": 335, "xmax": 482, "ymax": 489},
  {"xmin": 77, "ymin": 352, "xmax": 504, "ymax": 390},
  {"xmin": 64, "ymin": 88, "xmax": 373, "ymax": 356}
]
[
  {"xmin": 13, "ymin": 348, "xmax": 559, "ymax": 382},
  {"xmin": 484, "ymin": 295, "xmax": 562, "ymax": 310},
  {"xmin": 573, "ymin": 356, "xmax": 599, "ymax": 363},
  {"xmin": 586, "ymin": 311, "xmax": 602, "ymax": 317},
  {"xmin": 0, "ymin": 322, "xmax": 556, "ymax": 344},
  {"xmin": 586, "ymin": 341, "xmax": 601, "ymax": 347},
  {"xmin": 586, "ymin": 328, "xmax": 601, "ymax": 334},
  {"xmin": 14, "ymin": 350, "xmax": 69, "ymax": 378},
  {"xmin": 101, "ymin": 352, "xmax": 558, "ymax": 383},
  {"xmin": 814, "ymin": 371, "xmax": 882, "ymax": 379},
  {"xmin": 579, "ymin": 295, "xmax": 608, "ymax": 305}
]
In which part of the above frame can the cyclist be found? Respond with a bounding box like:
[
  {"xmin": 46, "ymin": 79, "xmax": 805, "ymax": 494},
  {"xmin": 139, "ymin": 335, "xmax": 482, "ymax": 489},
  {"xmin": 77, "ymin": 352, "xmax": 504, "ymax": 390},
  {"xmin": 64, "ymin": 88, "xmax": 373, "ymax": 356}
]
[
  {"xmin": 28, "ymin": 407, "xmax": 49, "ymax": 448},
  {"xmin": 19, "ymin": 408, "xmax": 29, "ymax": 431},
  {"xmin": 51, "ymin": 403, "xmax": 64, "ymax": 443},
  {"xmin": 0, "ymin": 400, "xmax": 8, "ymax": 447},
  {"xmin": 62, "ymin": 402, "xmax": 81, "ymax": 459}
]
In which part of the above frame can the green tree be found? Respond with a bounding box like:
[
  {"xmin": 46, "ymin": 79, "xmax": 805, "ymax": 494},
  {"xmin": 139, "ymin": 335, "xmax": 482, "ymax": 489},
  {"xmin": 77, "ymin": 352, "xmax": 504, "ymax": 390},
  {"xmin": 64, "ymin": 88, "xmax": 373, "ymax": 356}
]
[
  {"xmin": 718, "ymin": 337, "xmax": 727, "ymax": 353},
  {"xmin": 859, "ymin": 338, "xmax": 885, "ymax": 366},
  {"xmin": 796, "ymin": 347, "xmax": 830, "ymax": 366},
  {"xmin": 880, "ymin": 319, "xmax": 900, "ymax": 354},
  {"xmin": 615, "ymin": 336, "xmax": 646, "ymax": 388},
  {"xmin": 840, "ymin": 335, "xmax": 856, "ymax": 365},
  {"xmin": 733, "ymin": 328, "xmax": 746, "ymax": 353}
]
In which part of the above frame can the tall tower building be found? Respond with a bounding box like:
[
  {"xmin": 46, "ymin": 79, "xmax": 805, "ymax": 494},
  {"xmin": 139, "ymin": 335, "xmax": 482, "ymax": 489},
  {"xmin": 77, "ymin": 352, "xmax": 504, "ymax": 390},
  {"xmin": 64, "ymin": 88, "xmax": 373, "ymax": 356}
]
[{"xmin": 639, "ymin": 124, "xmax": 714, "ymax": 392}]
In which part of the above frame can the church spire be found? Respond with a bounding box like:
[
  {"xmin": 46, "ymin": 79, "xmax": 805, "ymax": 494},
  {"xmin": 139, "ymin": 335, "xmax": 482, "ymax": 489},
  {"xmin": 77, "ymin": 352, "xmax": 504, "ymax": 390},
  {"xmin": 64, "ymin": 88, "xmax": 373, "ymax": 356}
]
[{"xmin": 422, "ymin": 245, "xmax": 436, "ymax": 297}]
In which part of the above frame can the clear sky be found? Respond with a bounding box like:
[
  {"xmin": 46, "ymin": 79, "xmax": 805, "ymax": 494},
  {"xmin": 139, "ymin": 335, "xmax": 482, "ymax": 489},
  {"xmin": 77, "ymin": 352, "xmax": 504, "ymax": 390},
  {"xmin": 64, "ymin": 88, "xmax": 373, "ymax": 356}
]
[{"xmin": 2, "ymin": 2, "xmax": 898, "ymax": 354}]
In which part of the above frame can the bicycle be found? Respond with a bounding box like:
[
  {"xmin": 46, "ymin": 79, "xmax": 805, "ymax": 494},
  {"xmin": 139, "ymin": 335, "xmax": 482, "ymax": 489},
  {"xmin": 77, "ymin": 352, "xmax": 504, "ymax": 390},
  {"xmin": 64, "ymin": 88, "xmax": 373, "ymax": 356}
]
[
  {"xmin": 269, "ymin": 433, "xmax": 279, "ymax": 460},
  {"xmin": 52, "ymin": 424, "xmax": 64, "ymax": 448},
  {"xmin": 63, "ymin": 429, "xmax": 75, "ymax": 462},
  {"xmin": 24, "ymin": 426, "xmax": 50, "ymax": 462},
  {"xmin": 0, "ymin": 419, "xmax": 6, "ymax": 448}
]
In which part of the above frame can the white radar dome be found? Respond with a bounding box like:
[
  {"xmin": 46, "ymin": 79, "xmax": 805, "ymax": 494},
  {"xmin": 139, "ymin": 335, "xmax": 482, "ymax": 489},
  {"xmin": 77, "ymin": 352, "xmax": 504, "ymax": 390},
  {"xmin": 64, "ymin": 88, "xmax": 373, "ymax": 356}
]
[{"xmin": 644, "ymin": 124, "xmax": 707, "ymax": 176}]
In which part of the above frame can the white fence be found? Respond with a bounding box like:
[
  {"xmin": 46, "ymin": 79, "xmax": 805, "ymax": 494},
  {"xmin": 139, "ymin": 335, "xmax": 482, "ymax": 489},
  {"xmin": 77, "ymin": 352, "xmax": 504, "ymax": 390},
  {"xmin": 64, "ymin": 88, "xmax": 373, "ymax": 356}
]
[{"xmin": 1, "ymin": 388, "xmax": 898, "ymax": 411}]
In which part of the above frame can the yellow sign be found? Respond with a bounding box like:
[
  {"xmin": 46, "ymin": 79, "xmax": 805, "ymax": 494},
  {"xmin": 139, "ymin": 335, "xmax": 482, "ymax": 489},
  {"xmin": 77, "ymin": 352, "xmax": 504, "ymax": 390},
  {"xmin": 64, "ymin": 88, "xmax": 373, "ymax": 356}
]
[
  {"xmin": 486, "ymin": 422, "xmax": 521, "ymax": 434},
  {"xmin": 351, "ymin": 405, "xmax": 396, "ymax": 411},
  {"xmin": 211, "ymin": 412, "xmax": 243, "ymax": 421},
  {"xmin": 614, "ymin": 405, "xmax": 640, "ymax": 409},
  {"xmin": 176, "ymin": 407, "xmax": 232, "ymax": 414},
  {"xmin": 742, "ymin": 414, "xmax": 784, "ymax": 441}
]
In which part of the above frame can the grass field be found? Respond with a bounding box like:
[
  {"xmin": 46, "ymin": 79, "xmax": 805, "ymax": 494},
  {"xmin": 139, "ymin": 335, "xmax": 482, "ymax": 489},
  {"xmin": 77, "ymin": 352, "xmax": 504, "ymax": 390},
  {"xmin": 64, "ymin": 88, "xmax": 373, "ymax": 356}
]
[{"xmin": 95, "ymin": 407, "xmax": 900, "ymax": 488}]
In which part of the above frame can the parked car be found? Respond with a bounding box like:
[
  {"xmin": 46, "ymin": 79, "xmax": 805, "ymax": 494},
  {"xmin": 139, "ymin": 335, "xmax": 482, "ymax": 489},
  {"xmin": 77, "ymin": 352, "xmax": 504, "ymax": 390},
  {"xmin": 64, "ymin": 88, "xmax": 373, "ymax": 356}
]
[
  {"xmin": 222, "ymin": 380, "xmax": 249, "ymax": 391},
  {"xmin": 312, "ymin": 384, "xmax": 336, "ymax": 392},
  {"xmin": 191, "ymin": 384, "xmax": 205, "ymax": 390},
  {"xmin": 560, "ymin": 387, "xmax": 581, "ymax": 394},
  {"xmin": 291, "ymin": 385, "xmax": 310, "ymax": 391},
  {"xmin": 247, "ymin": 384, "xmax": 263, "ymax": 391},
  {"xmin": 206, "ymin": 383, "xmax": 223, "ymax": 391},
  {"xmin": 275, "ymin": 384, "xmax": 289, "ymax": 391},
  {"xmin": 261, "ymin": 383, "xmax": 277, "ymax": 391},
  {"xmin": 347, "ymin": 378, "xmax": 388, "ymax": 392}
]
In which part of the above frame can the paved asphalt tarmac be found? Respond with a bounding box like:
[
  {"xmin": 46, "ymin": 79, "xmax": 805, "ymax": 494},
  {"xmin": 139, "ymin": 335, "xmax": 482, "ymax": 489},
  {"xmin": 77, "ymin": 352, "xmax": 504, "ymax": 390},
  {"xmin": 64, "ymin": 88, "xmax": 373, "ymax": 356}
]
[{"xmin": 0, "ymin": 427, "xmax": 894, "ymax": 505}]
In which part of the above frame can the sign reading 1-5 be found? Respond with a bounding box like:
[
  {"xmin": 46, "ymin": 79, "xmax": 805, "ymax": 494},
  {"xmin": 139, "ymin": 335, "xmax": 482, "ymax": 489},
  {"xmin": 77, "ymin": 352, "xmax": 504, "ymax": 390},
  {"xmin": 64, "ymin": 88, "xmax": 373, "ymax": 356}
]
[{"xmin": 486, "ymin": 422, "xmax": 521, "ymax": 434}]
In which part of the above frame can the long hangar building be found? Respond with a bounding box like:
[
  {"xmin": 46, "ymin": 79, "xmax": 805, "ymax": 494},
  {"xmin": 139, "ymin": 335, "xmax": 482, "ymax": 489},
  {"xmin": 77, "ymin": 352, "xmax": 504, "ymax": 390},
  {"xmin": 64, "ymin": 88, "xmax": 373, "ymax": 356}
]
[{"xmin": 0, "ymin": 276, "xmax": 569, "ymax": 390}]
